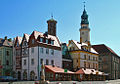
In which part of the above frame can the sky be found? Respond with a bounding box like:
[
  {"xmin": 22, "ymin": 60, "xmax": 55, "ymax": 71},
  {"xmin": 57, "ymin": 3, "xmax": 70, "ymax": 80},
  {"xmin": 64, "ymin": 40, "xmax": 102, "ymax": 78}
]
[{"xmin": 0, "ymin": 0, "xmax": 120, "ymax": 56}]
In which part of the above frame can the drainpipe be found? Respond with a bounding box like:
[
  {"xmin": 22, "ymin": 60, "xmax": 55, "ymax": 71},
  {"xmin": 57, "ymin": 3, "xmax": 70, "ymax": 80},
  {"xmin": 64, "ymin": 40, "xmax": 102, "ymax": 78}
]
[
  {"xmin": 28, "ymin": 47, "xmax": 30, "ymax": 80},
  {"xmin": 38, "ymin": 45, "xmax": 40, "ymax": 80}
]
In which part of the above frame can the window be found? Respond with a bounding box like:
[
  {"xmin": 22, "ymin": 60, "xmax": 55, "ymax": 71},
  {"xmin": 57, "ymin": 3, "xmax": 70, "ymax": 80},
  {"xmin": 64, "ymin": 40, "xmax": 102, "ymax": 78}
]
[
  {"xmin": 31, "ymin": 59, "xmax": 34, "ymax": 65},
  {"xmin": 93, "ymin": 57, "xmax": 95, "ymax": 61},
  {"xmin": 40, "ymin": 59, "xmax": 43, "ymax": 64},
  {"xmin": 51, "ymin": 49, "xmax": 54, "ymax": 55},
  {"xmin": 89, "ymin": 56, "xmax": 90, "ymax": 60},
  {"xmin": 46, "ymin": 39, "xmax": 48, "ymax": 44},
  {"xmin": 24, "ymin": 59, "xmax": 26, "ymax": 65},
  {"xmin": 24, "ymin": 41, "xmax": 27, "ymax": 46},
  {"xmin": 93, "ymin": 63, "xmax": 95, "ymax": 68},
  {"xmin": 40, "ymin": 38, "xmax": 43, "ymax": 42},
  {"xmin": 84, "ymin": 55, "xmax": 86, "ymax": 60},
  {"xmin": 46, "ymin": 59, "xmax": 49, "ymax": 65},
  {"xmin": 96, "ymin": 57, "xmax": 98, "ymax": 61},
  {"xmin": 6, "ymin": 60, "xmax": 9, "ymax": 65},
  {"xmin": 24, "ymin": 48, "xmax": 27, "ymax": 55},
  {"xmin": 51, "ymin": 40, "xmax": 54, "ymax": 45},
  {"xmin": 88, "ymin": 62, "xmax": 90, "ymax": 68},
  {"xmin": 32, "ymin": 39, "xmax": 35, "ymax": 44},
  {"xmin": 40, "ymin": 48, "xmax": 44, "ymax": 53},
  {"xmin": 96, "ymin": 64, "xmax": 98, "ymax": 69},
  {"xmin": 6, "ymin": 51, "xmax": 9, "ymax": 56},
  {"xmin": 51, "ymin": 60, "xmax": 54, "ymax": 65},
  {"xmin": 46, "ymin": 48, "xmax": 49, "ymax": 54},
  {"xmin": 31, "ymin": 48, "xmax": 34, "ymax": 53}
]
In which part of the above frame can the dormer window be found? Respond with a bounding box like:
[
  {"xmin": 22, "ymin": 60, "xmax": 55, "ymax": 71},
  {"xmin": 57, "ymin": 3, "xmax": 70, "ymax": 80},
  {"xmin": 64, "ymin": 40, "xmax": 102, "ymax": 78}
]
[
  {"xmin": 32, "ymin": 39, "xmax": 35, "ymax": 44},
  {"xmin": 17, "ymin": 42, "xmax": 19, "ymax": 47},
  {"xmin": 46, "ymin": 39, "xmax": 48, "ymax": 44},
  {"xmin": 40, "ymin": 38, "xmax": 43, "ymax": 42},
  {"xmin": 23, "ymin": 41, "xmax": 27, "ymax": 46},
  {"xmin": 51, "ymin": 40, "xmax": 54, "ymax": 45},
  {"xmin": 25, "ymin": 42, "xmax": 27, "ymax": 46}
]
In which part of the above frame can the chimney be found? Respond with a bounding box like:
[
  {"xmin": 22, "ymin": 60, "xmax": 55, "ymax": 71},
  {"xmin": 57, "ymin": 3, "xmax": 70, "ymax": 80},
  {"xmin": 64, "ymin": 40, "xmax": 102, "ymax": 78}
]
[
  {"xmin": 87, "ymin": 41, "xmax": 91, "ymax": 46},
  {"xmin": 4, "ymin": 36, "xmax": 7, "ymax": 40}
]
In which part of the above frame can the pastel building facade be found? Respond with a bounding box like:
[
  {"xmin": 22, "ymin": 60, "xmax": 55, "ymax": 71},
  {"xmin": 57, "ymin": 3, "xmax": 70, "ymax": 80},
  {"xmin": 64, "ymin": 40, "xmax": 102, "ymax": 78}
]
[
  {"xmin": 21, "ymin": 34, "xmax": 30, "ymax": 80},
  {"xmin": 14, "ymin": 36, "xmax": 22, "ymax": 80},
  {"xmin": 0, "ymin": 37, "xmax": 13, "ymax": 76}
]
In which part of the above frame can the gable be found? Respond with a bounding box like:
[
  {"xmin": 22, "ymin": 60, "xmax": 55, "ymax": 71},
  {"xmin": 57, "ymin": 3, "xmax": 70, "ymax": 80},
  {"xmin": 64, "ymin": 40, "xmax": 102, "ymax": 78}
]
[{"xmin": 68, "ymin": 40, "xmax": 79, "ymax": 51}]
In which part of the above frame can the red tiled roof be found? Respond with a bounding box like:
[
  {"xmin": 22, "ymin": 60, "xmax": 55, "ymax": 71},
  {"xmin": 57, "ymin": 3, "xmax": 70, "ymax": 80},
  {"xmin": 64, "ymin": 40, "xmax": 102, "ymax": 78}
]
[
  {"xmin": 45, "ymin": 65, "xmax": 74, "ymax": 74},
  {"xmin": 76, "ymin": 69, "xmax": 84, "ymax": 74},
  {"xmin": 92, "ymin": 44, "xmax": 118, "ymax": 56}
]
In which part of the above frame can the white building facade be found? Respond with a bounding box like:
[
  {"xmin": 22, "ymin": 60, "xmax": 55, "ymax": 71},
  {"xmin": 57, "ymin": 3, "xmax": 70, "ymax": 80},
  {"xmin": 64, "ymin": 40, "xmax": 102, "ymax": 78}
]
[
  {"xmin": 18, "ymin": 18, "xmax": 62, "ymax": 80},
  {"xmin": 21, "ymin": 34, "xmax": 30, "ymax": 80},
  {"xmin": 28, "ymin": 30, "xmax": 62, "ymax": 80}
]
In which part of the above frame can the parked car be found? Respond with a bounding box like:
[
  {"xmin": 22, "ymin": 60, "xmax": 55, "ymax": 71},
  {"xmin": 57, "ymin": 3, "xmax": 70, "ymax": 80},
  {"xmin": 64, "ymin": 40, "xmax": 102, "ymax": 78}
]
[{"xmin": 0, "ymin": 76, "xmax": 17, "ymax": 82}]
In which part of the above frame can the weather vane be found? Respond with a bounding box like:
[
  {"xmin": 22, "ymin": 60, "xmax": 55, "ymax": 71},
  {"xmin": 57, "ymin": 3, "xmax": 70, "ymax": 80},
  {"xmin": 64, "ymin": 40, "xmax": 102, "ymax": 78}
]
[
  {"xmin": 83, "ymin": 1, "xmax": 86, "ymax": 9},
  {"xmin": 51, "ymin": 13, "xmax": 53, "ymax": 19}
]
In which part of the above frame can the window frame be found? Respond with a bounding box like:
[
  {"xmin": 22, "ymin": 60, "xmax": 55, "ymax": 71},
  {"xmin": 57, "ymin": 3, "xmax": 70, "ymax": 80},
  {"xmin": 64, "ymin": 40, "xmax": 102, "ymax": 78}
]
[
  {"xmin": 51, "ymin": 49, "xmax": 54, "ymax": 55},
  {"xmin": 31, "ymin": 58, "xmax": 34, "ymax": 65},
  {"xmin": 32, "ymin": 39, "xmax": 35, "ymax": 44},
  {"xmin": 46, "ymin": 48, "xmax": 49, "ymax": 54}
]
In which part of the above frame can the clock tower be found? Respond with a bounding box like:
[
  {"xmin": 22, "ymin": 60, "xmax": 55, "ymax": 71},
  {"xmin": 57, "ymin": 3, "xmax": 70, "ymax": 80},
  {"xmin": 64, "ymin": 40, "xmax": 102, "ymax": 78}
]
[{"xmin": 80, "ymin": 5, "xmax": 90, "ymax": 43}]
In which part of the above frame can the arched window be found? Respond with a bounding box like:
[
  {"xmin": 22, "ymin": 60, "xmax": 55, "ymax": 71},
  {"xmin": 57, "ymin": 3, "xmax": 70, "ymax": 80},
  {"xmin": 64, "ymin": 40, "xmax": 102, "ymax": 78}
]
[{"xmin": 32, "ymin": 39, "xmax": 35, "ymax": 44}]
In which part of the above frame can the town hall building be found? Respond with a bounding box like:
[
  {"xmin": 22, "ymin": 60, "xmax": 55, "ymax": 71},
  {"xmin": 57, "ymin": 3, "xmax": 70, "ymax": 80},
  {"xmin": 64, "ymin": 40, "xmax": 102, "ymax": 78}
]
[{"xmin": 68, "ymin": 6, "xmax": 99, "ymax": 71}]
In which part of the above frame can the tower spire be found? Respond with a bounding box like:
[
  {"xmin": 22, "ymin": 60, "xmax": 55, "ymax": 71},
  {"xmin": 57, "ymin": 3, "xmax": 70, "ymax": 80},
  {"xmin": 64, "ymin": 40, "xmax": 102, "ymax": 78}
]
[
  {"xmin": 51, "ymin": 13, "xmax": 53, "ymax": 19},
  {"xmin": 81, "ymin": 1, "xmax": 89, "ymax": 25},
  {"xmin": 83, "ymin": 1, "xmax": 86, "ymax": 10}
]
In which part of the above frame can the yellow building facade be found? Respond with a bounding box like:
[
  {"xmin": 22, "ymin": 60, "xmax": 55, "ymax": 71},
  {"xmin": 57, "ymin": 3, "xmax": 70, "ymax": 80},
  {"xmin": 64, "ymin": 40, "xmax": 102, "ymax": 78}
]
[{"xmin": 68, "ymin": 40, "xmax": 98, "ymax": 71}]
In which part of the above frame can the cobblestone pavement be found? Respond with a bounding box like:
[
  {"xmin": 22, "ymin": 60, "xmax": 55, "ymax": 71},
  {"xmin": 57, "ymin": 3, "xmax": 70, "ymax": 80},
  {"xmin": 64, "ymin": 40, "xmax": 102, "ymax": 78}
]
[
  {"xmin": 49, "ymin": 81, "xmax": 106, "ymax": 84},
  {"xmin": 0, "ymin": 80, "xmax": 120, "ymax": 84}
]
